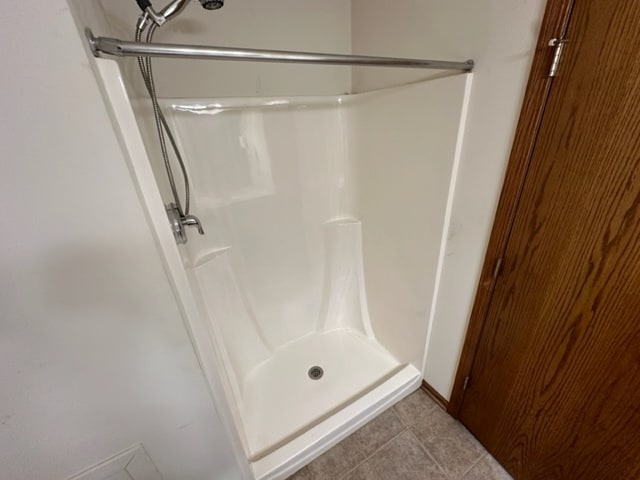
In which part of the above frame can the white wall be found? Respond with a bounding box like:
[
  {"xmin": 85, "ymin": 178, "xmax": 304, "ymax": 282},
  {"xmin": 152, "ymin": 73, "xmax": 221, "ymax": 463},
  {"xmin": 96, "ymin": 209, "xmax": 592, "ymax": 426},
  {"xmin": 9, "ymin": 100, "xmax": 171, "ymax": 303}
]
[
  {"xmin": 96, "ymin": 0, "xmax": 352, "ymax": 98},
  {"xmin": 352, "ymin": 0, "xmax": 546, "ymax": 398},
  {"xmin": 0, "ymin": 2, "xmax": 247, "ymax": 479}
]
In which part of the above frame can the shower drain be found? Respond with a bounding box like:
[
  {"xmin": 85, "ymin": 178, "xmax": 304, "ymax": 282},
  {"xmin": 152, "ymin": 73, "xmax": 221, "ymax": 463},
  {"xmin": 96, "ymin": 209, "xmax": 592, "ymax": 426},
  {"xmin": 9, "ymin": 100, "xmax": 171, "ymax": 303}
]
[{"xmin": 308, "ymin": 366, "xmax": 324, "ymax": 380}]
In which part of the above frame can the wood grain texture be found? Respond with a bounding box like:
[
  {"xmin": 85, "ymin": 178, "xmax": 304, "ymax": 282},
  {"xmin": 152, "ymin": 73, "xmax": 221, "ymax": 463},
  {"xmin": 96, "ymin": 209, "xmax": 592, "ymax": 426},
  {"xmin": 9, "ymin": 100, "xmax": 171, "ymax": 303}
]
[
  {"xmin": 448, "ymin": 0, "xmax": 575, "ymax": 417},
  {"xmin": 458, "ymin": 1, "xmax": 640, "ymax": 479}
]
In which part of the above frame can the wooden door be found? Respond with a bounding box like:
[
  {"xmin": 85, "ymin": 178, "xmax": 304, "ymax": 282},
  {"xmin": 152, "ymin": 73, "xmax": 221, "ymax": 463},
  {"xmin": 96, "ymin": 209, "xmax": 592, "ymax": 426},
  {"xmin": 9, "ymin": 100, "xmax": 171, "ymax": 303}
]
[{"xmin": 458, "ymin": 2, "xmax": 640, "ymax": 479}]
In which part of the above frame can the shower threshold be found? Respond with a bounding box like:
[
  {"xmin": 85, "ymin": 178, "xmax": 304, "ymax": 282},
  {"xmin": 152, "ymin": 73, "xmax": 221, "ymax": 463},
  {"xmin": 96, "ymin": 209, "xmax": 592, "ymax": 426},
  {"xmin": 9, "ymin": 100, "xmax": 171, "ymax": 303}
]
[
  {"xmin": 240, "ymin": 329, "xmax": 408, "ymax": 464},
  {"xmin": 250, "ymin": 357, "xmax": 421, "ymax": 480}
]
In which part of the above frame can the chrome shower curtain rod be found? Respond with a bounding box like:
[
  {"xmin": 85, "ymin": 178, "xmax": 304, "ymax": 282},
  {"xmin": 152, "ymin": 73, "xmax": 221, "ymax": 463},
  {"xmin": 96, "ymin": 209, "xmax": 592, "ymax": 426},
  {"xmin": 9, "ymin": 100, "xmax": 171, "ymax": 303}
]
[{"xmin": 86, "ymin": 29, "xmax": 474, "ymax": 72}]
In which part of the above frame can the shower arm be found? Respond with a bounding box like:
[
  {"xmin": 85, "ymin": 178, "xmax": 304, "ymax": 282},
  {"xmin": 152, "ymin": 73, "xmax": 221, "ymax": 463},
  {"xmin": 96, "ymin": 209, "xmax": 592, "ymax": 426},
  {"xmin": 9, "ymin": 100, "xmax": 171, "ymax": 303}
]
[{"xmin": 86, "ymin": 29, "xmax": 475, "ymax": 72}]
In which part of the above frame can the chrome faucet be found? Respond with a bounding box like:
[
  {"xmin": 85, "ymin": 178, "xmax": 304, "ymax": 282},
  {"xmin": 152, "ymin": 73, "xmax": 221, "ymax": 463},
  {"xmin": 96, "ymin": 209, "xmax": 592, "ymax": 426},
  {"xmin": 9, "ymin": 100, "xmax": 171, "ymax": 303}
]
[
  {"xmin": 166, "ymin": 203, "xmax": 204, "ymax": 244},
  {"xmin": 181, "ymin": 214, "xmax": 205, "ymax": 235}
]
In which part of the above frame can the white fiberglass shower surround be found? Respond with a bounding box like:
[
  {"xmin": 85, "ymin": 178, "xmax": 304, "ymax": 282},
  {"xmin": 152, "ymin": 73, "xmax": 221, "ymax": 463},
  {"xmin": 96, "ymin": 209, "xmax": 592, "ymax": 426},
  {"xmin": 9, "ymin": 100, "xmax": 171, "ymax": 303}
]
[{"xmin": 77, "ymin": 2, "xmax": 473, "ymax": 478}]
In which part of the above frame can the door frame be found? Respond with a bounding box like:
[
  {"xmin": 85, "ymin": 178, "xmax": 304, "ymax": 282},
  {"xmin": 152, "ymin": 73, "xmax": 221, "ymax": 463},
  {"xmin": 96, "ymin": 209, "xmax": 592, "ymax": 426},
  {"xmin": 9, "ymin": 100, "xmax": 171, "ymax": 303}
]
[{"xmin": 447, "ymin": 0, "xmax": 575, "ymax": 417}]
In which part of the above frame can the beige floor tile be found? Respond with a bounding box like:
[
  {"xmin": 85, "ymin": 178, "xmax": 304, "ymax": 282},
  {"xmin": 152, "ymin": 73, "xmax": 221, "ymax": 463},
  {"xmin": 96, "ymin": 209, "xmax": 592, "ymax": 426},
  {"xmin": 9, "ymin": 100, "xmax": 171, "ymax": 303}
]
[
  {"xmin": 298, "ymin": 408, "xmax": 405, "ymax": 479},
  {"xmin": 342, "ymin": 430, "xmax": 448, "ymax": 480},
  {"xmin": 462, "ymin": 454, "xmax": 513, "ymax": 480},
  {"xmin": 409, "ymin": 405, "xmax": 486, "ymax": 478},
  {"xmin": 287, "ymin": 392, "xmax": 498, "ymax": 480},
  {"xmin": 392, "ymin": 389, "xmax": 438, "ymax": 425},
  {"xmin": 339, "ymin": 461, "xmax": 377, "ymax": 480},
  {"xmin": 305, "ymin": 434, "xmax": 367, "ymax": 480},
  {"xmin": 348, "ymin": 408, "xmax": 406, "ymax": 457}
]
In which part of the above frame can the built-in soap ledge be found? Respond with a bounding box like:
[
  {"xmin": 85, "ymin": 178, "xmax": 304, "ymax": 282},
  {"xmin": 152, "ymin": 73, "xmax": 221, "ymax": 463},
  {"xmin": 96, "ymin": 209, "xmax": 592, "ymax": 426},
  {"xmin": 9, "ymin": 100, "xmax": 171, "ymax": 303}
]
[
  {"xmin": 185, "ymin": 245, "xmax": 233, "ymax": 269},
  {"xmin": 185, "ymin": 219, "xmax": 362, "ymax": 269},
  {"xmin": 324, "ymin": 217, "xmax": 361, "ymax": 226}
]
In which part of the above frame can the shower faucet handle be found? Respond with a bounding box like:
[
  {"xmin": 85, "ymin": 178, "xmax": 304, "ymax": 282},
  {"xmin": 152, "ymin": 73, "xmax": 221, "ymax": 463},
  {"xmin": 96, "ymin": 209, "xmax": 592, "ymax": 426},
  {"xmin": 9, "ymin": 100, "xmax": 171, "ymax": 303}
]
[{"xmin": 166, "ymin": 203, "xmax": 204, "ymax": 244}]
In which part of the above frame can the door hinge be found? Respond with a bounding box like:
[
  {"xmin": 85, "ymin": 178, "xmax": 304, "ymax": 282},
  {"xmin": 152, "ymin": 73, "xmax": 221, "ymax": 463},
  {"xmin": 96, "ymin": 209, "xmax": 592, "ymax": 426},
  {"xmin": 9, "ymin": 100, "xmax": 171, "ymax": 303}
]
[
  {"xmin": 463, "ymin": 376, "xmax": 471, "ymax": 391},
  {"xmin": 493, "ymin": 257, "xmax": 504, "ymax": 281},
  {"xmin": 548, "ymin": 38, "xmax": 567, "ymax": 77}
]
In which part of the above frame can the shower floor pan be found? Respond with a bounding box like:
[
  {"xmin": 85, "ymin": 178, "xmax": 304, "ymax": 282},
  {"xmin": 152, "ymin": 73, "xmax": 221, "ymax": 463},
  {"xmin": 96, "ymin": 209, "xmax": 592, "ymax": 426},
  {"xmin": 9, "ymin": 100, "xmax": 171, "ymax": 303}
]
[{"xmin": 241, "ymin": 329, "xmax": 402, "ymax": 461}]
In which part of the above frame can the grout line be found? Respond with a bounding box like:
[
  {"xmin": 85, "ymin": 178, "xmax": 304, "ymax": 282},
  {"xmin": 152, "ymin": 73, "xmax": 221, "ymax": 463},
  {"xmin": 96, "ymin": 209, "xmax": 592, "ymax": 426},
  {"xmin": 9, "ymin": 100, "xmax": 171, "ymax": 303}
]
[
  {"xmin": 391, "ymin": 405, "xmax": 412, "ymax": 429},
  {"xmin": 459, "ymin": 452, "xmax": 488, "ymax": 478},
  {"xmin": 406, "ymin": 428, "xmax": 451, "ymax": 479},
  {"xmin": 336, "ymin": 427, "xmax": 408, "ymax": 480}
]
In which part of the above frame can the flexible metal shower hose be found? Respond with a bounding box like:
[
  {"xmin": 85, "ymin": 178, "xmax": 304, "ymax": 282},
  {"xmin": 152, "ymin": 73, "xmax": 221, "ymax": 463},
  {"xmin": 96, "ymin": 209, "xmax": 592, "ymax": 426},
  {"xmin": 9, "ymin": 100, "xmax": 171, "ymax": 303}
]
[{"xmin": 135, "ymin": 22, "xmax": 191, "ymax": 217}]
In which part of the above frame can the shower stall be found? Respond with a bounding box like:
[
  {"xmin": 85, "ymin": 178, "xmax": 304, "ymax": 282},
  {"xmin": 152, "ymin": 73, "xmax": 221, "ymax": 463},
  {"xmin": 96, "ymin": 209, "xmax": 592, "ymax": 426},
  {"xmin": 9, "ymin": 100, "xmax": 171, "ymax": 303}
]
[{"xmin": 74, "ymin": 1, "xmax": 473, "ymax": 478}]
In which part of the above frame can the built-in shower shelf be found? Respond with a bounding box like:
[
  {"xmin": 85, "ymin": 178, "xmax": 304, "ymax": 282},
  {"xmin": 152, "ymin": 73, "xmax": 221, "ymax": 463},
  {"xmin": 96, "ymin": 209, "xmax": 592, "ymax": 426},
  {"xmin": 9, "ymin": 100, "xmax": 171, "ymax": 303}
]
[
  {"xmin": 241, "ymin": 329, "xmax": 401, "ymax": 461},
  {"xmin": 189, "ymin": 245, "xmax": 232, "ymax": 268}
]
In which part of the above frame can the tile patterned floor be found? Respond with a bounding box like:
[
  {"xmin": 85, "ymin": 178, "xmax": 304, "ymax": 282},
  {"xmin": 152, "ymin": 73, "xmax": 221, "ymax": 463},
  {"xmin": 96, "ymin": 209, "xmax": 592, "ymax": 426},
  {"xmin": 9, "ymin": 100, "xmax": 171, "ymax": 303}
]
[{"xmin": 287, "ymin": 388, "xmax": 513, "ymax": 480}]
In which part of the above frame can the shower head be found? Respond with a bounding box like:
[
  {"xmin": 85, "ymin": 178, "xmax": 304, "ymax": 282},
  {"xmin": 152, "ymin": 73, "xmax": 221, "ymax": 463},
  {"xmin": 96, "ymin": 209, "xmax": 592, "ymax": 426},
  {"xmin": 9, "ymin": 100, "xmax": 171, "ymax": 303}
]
[{"xmin": 200, "ymin": 0, "xmax": 224, "ymax": 10}]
